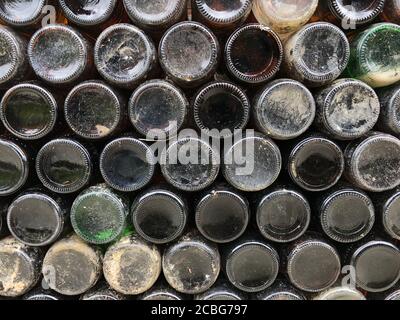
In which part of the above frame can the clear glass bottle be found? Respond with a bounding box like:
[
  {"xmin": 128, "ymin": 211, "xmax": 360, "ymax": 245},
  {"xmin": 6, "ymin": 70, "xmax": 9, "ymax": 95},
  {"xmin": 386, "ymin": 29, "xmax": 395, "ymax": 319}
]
[
  {"xmin": 100, "ymin": 137, "xmax": 155, "ymax": 192},
  {"xmin": 131, "ymin": 187, "xmax": 188, "ymax": 244},
  {"xmin": 81, "ymin": 281, "xmax": 127, "ymax": 300},
  {"xmin": 314, "ymin": 286, "xmax": 366, "ymax": 300},
  {"xmin": 42, "ymin": 234, "xmax": 102, "ymax": 296},
  {"xmin": 0, "ymin": 0, "xmax": 47, "ymax": 28},
  {"xmin": 0, "ymin": 138, "xmax": 29, "ymax": 196},
  {"xmin": 36, "ymin": 138, "xmax": 93, "ymax": 194},
  {"xmin": 255, "ymin": 187, "xmax": 311, "ymax": 243},
  {"xmin": 315, "ymin": 79, "xmax": 380, "ymax": 140},
  {"xmin": 193, "ymin": 81, "xmax": 250, "ymax": 139},
  {"xmin": 376, "ymin": 83, "xmax": 400, "ymax": 135},
  {"xmin": 70, "ymin": 184, "xmax": 129, "ymax": 245},
  {"xmin": 222, "ymin": 235, "xmax": 280, "ymax": 293},
  {"xmin": 225, "ymin": 24, "xmax": 283, "ymax": 84},
  {"xmin": 381, "ymin": 0, "xmax": 400, "ymax": 24},
  {"xmin": 344, "ymin": 132, "xmax": 400, "ymax": 192},
  {"xmin": 129, "ymin": 79, "xmax": 188, "ymax": 139},
  {"xmin": 28, "ymin": 24, "xmax": 93, "ymax": 86},
  {"xmin": 159, "ymin": 21, "xmax": 220, "ymax": 88},
  {"xmin": 1, "ymin": 83, "xmax": 57, "ymax": 140},
  {"xmin": 345, "ymin": 23, "xmax": 400, "ymax": 88},
  {"xmin": 253, "ymin": 79, "xmax": 315, "ymax": 140},
  {"xmin": 94, "ymin": 23, "xmax": 156, "ymax": 89},
  {"xmin": 283, "ymin": 22, "xmax": 350, "ymax": 87},
  {"xmin": 160, "ymin": 136, "xmax": 220, "ymax": 192},
  {"xmin": 287, "ymin": 135, "xmax": 345, "ymax": 192},
  {"xmin": 223, "ymin": 132, "xmax": 282, "ymax": 192},
  {"xmin": 163, "ymin": 231, "xmax": 220, "ymax": 294},
  {"xmin": 255, "ymin": 279, "xmax": 306, "ymax": 300},
  {"xmin": 0, "ymin": 236, "xmax": 43, "ymax": 297},
  {"xmin": 0, "ymin": 26, "xmax": 31, "ymax": 88},
  {"xmin": 140, "ymin": 283, "xmax": 184, "ymax": 300},
  {"xmin": 195, "ymin": 184, "xmax": 249, "ymax": 244},
  {"xmin": 103, "ymin": 235, "xmax": 161, "ymax": 295},
  {"xmin": 252, "ymin": 0, "xmax": 318, "ymax": 37},
  {"xmin": 64, "ymin": 80, "xmax": 126, "ymax": 140},
  {"xmin": 7, "ymin": 189, "xmax": 69, "ymax": 247}
]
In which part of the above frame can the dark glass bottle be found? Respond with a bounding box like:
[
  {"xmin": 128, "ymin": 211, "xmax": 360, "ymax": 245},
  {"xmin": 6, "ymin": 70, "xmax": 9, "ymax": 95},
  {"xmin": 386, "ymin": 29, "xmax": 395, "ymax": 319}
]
[
  {"xmin": 0, "ymin": 236, "xmax": 43, "ymax": 297},
  {"xmin": 22, "ymin": 287, "xmax": 64, "ymax": 300},
  {"xmin": 71, "ymin": 184, "xmax": 129, "ymax": 245},
  {"xmin": 129, "ymin": 79, "xmax": 188, "ymax": 139},
  {"xmin": 193, "ymin": 81, "xmax": 250, "ymax": 139},
  {"xmin": 256, "ymin": 187, "xmax": 311, "ymax": 243},
  {"xmin": 94, "ymin": 23, "xmax": 156, "ymax": 89},
  {"xmin": 384, "ymin": 287, "xmax": 400, "ymax": 300},
  {"xmin": 345, "ymin": 23, "xmax": 400, "ymax": 88},
  {"xmin": 159, "ymin": 21, "xmax": 220, "ymax": 88},
  {"xmin": 0, "ymin": 26, "xmax": 30, "ymax": 88},
  {"xmin": 0, "ymin": 201, "xmax": 8, "ymax": 238},
  {"xmin": 313, "ymin": 286, "xmax": 366, "ymax": 300},
  {"xmin": 372, "ymin": 188, "xmax": 400, "ymax": 240},
  {"xmin": 223, "ymin": 235, "xmax": 279, "ymax": 293},
  {"xmin": 36, "ymin": 138, "xmax": 93, "ymax": 194},
  {"xmin": 195, "ymin": 281, "xmax": 246, "ymax": 300},
  {"xmin": 347, "ymin": 239, "xmax": 400, "ymax": 292},
  {"xmin": 287, "ymin": 135, "xmax": 344, "ymax": 192},
  {"xmin": 64, "ymin": 80, "xmax": 126, "ymax": 140},
  {"xmin": 123, "ymin": 0, "xmax": 187, "ymax": 31},
  {"xmin": 253, "ymin": 79, "xmax": 315, "ymax": 140},
  {"xmin": 316, "ymin": 185, "xmax": 375, "ymax": 243},
  {"xmin": 1, "ymin": 83, "xmax": 57, "ymax": 140},
  {"xmin": 131, "ymin": 188, "xmax": 188, "ymax": 244},
  {"xmin": 223, "ymin": 132, "xmax": 282, "ymax": 192},
  {"xmin": 141, "ymin": 284, "xmax": 184, "ymax": 300},
  {"xmin": 381, "ymin": 0, "xmax": 400, "ymax": 24},
  {"xmin": 315, "ymin": 79, "xmax": 380, "ymax": 140},
  {"xmin": 255, "ymin": 279, "xmax": 306, "ymax": 300},
  {"xmin": 195, "ymin": 185, "xmax": 249, "ymax": 243},
  {"xmin": 0, "ymin": 0, "xmax": 47, "ymax": 28},
  {"xmin": 191, "ymin": 0, "xmax": 252, "ymax": 31},
  {"xmin": 0, "ymin": 138, "xmax": 29, "ymax": 196},
  {"xmin": 284, "ymin": 235, "xmax": 341, "ymax": 293},
  {"xmin": 81, "ymin": 281, "xmax": 127, "ymax": 300},
  {"xmin": 100, "ymin": 137, "xmax": 155, "ymax": 192},
  {"xmin": 103, "ymin": 235, "xmax": 161, "ymax": 295},
  {"xmin": 376, "ymin": 83, "xmax": 400, "ymax": 135},
  {"xmin": 42, "ymin": 234, "xmax": 102, "ymax": 296},
  {"xmin": 160, "ymin": 136, "xmax": 220, "ymax": 192},
  {"xmin": 225, "ymin": 24, "xmax": 283, "ymax": 84},
  {"xmin": 7, "ymin": 189, "xmax": 69, "ymax": 247},
  {"xmin": 28, "ymin": 24, "xmax": 93, "ymax": 86},
  {"xmin": 283, "ymin": 22, "xmax": 350, "ymax": 87},
  {"xmin": 163, "ymin": 231, "xmax": 220, "ymax": 294},
  {"xmin": 344, "ymin": 132, "xmax": 400, "ymax": 192}
]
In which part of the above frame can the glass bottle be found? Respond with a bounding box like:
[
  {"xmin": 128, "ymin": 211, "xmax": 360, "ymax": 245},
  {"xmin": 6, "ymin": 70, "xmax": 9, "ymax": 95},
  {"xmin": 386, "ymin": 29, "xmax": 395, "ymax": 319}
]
[
  {"xmin": 36, "ymin": 138, "xmax": 93, "ymax": 194},
  {"xmin": 22, "ymin": 287, "xmax": 64, "ymax": 300},
  {"xmin": 191, "ymin": 0, "xmax": 252, "ymax": 31},
  {"xmin": 225, "ymin": 24, "xmax": 283, "ymax": 84},
  {"xmin": 255, "ymin": 279, "xmax": 306, "ymax": 300},
  {"xmin": 314, "ymin": 286, "xmax": 366, "ymax": 300},
  {"xmin": 1, "ymin": 83, "xmax": 57, "ymax": 140},
  {"xmin": 253, "ymin": 79, "xmax": 315, "ymax": 140},
  {"xmin": 81, "ymin": 281, "xmax": 127, "ymax": 300},
  {"xmin": 0, "ymin": 0, "xmax": 47, "ymax": 28},
  {"xmin": 344, "ymin": 132, "xmax": 400, "ymax": 192},
  {"xmin": 94, "ymin": 23, "xmax": 156, "ymax": 89},
  {"xmin": 0, "ymin": 26, "xmax": 31, "ymax": 88},
  {"xmin": 195, "ymin": 280, "xmax": 246, "ymax": 300},
  {"xmin": 345, "ymin": 23, "xmax": 400, "ymax": 88},
  {"xmin": 287, "ymin": 134, "xmax": 345, "ymax": 192},
  {"xmin": 159, "ymin": 21, "xmax": 220, "ymax": 88},
  {"xmin": 195, "ymin": 184, "xmax": 249, "ymax": 243},
  {"xmin": 162, "ymin": 231, "xmax": 220, "ymax": 294},
  {"xmin": 372, "ymin": 188, "xmax": 400, "ymax": 240},
  {"xmin": 103, "ymin": 235, "xmax": 161, "ymax": 295},
  {"xmin": 255, "ymin": 187, "xmax": 311, "ymax": 243},
  {"xmin": 223, "ymin": 132, "xmax": 282, "ymax": 192},
  {"xmin": 376, "ymin": 83, "xmax": 400, "ymax": 135},
  {"xmin": 42, "ymin": 234, "xmax": 102, "ymax": 296},
  {"xmin": 160, "ymin": 136, "xmax": 220, "ymax": 192},
  {"xmin": 129, "ymin": 79, "xmax": 188, "ymax": 139},
  {"xmin": 283, "ymin": 22, "xmax": 350, "ymax": 87},
  {"xmin": 381, "ymin": 0, "xmax": 400, "ymax": 24},
  {"xmin": 7, "ymin": 188, "xmax": 69, "ymax": 247},
  {"xmin": 28, "ymin": 24, "xmax": 93, "ymax": 86},
  {"xmin": 100, "ymin": 137, "xmax": 155, "ymax": 192},
  {"xmin": 64, "ymin": 80, "xmax": 126, "ymax": 140},
  {"xmin": 140, "ymin": 283, "xmax": 185, "ymax": 300},
  {"xmin": 252, "ymin": 0, "xmax": 318, "ymax": 37},
  {"xmin": 193, "ymin": 81, "xmax": 250, "ymax": 139},
  {"xmin": 131, "ymin": 187, "xmax": 188, "ymax": 244},
  {"xmin": 70, "ymin": 184, "xmax": 129, "ymax": 245},
  {"xmin": 222, "ymin": 235, "xmax": 280, "ymax": 293},
  {"xmin": 0, "ymin": 236, "xmax": 43, "ymax": 297}
]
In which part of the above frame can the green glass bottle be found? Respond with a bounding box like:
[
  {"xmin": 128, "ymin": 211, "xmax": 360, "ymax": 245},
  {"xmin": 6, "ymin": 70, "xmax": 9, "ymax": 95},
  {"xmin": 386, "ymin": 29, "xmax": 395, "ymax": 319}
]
[{"xmin": 346, "ymin": 23, "xmax": 400, "ymax": 88}]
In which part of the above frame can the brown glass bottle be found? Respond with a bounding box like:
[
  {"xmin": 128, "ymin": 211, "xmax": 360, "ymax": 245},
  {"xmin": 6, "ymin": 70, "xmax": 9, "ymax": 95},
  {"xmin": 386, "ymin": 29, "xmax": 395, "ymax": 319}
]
[
  {"xmin": 381, "ymin": 0, "xmax": 400, "ymax": 24},
  {"xmin": 225, "ymin": 24, "xmax": 283, "ymax": 85}
]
